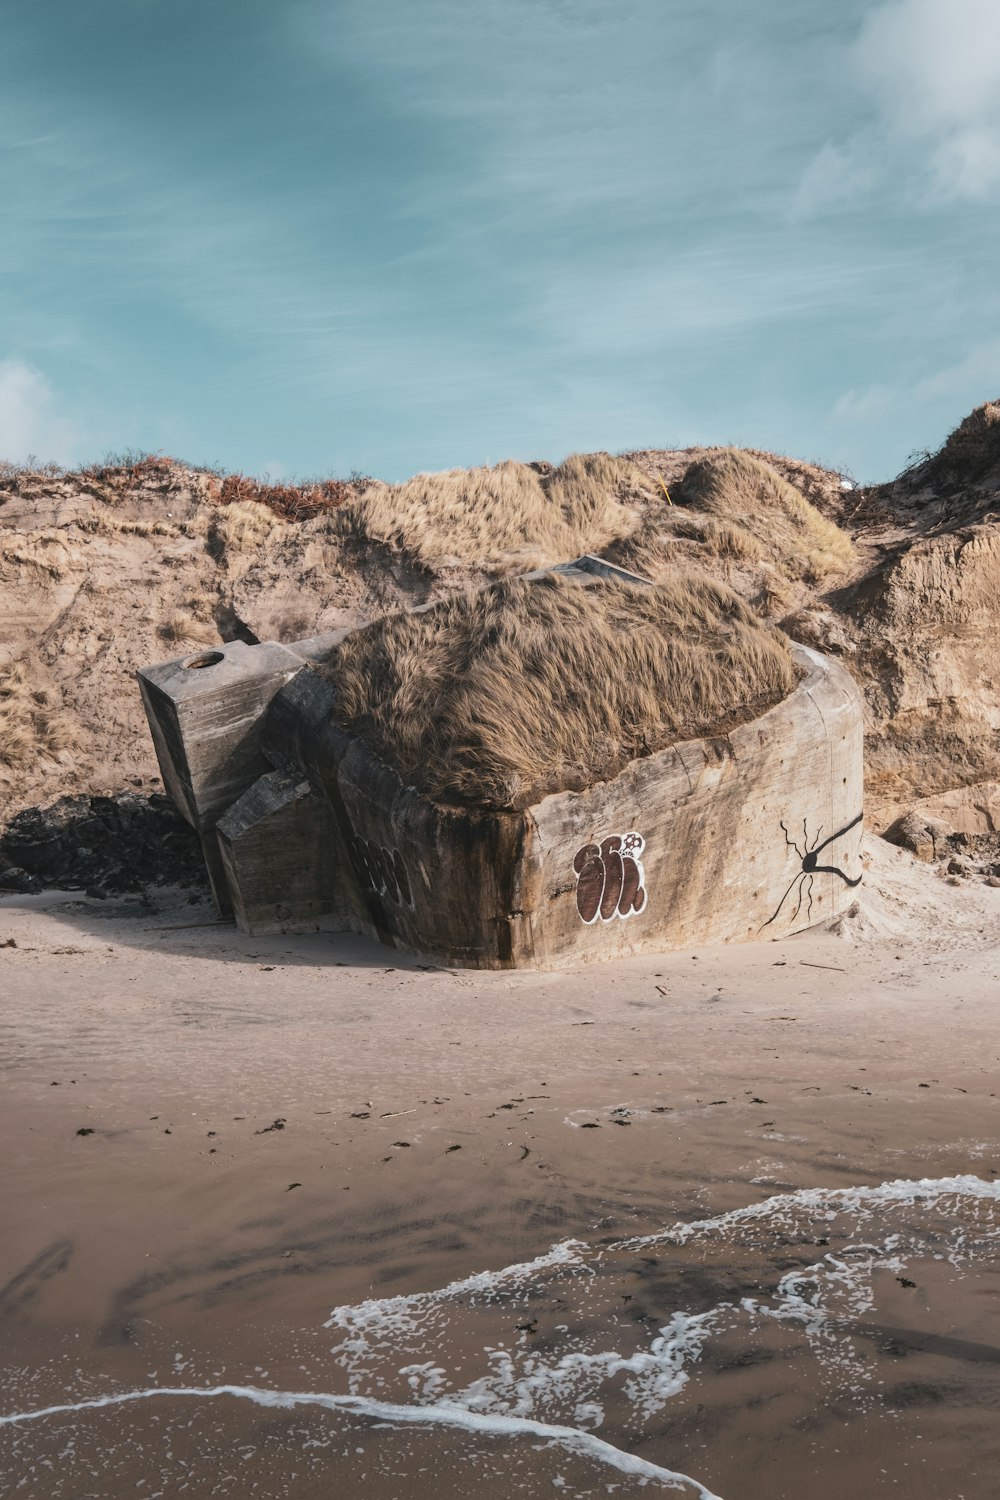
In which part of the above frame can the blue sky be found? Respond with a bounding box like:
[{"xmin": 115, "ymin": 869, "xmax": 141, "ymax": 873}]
[{"xmin": 2, "ymin": 0, "xmax": 999, "ymax": 482}]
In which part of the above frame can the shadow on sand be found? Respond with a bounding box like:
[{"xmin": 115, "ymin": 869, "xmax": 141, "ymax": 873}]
[{"xmin": 0, "ymin": 887, "xmax": 441, "ymax": 972}]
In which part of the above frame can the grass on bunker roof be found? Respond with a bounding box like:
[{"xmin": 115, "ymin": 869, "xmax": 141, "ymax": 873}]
[{"xmin": 322, "ymin": 569, "xmax": 799, "ymax": 810}]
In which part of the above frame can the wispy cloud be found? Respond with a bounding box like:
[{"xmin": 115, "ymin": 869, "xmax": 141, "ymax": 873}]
[
  {"xmin": 913, "ymin": 339, "xmax": 1000, "ymax": 400},
  {"xmin": 790, "ymin": 141, "xmax": 880, "ymax": 220},
  {"xmin": 0, "ymin": 91, "xmax": 385, "ymax": 459},
  {"xmin": 4, "ymin": 0, "xmax": 998, "ymax": 483},
  {"xmin": 535, "ymin": 242, "xmax": 923, "ymax": 356},
  {"xmin": 288, "ymin": 0, "xmax": 789, "ymax": 226},
  {"xmin": 0, "ymin": 97, "xmax": 360, "ymax": 390},
  {"xmin": 0, "ymin": 358, "xmax": 82, "ymax": 464},
  {"xmin": 855, "ymin": 0, "xmax": 1000, "ymax": 199},
  {"xmin": 831, "ymin": 338, "xmax": 1000, "ymax": 457},
  {"xmin": 796, "ymin": 0, "xmax": 1000, "ymax": 210}
]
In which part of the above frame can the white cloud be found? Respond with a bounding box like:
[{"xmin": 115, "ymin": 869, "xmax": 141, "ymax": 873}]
[
  {"xmin": 854, "ymin": 0, "xmax": 1000, "ymax": 134},
  {"xmin": 831, "ymin": 339, "xmax": 1000, "ymax": 452},
  {"xmin": 794, "ymin": 0, "xmax": 1000, "ymax": 212},
  {"xmin": 852, "ymin": 0, "xmax": 1000, "ymax": 199},
  {"xmin": 790, "ymin": 142, "xmax": 879, "ymax": 219},
  {"xmin": 0, "ymin": 358, "xmax": 82, "ymax": 464},
  {"xmin": 929, "ymin": 128, "xmax": 1000, "ymax": 200}
]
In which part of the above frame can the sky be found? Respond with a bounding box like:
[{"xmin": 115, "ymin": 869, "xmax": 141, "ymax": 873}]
[{"xmin": 2, "ymin": 0, "xmax": 999, "ymax": 483}]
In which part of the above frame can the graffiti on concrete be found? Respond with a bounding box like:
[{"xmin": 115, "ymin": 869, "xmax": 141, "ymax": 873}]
[
  {"xmin": 760, "ymin": 811, "xmax": 863, "ymax": 931},
  {"xmin": 357, "ymin": 837, "xmax": 414, "ymax": 908},
  {"xmin": 574, "ymin": 832, "xmax": 647, "ymax": 925}
]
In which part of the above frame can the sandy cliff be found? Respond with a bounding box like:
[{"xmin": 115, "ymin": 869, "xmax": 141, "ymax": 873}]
[{"xmin": 2, "ymin": 403, "xmax": 999, "ymax": 855}]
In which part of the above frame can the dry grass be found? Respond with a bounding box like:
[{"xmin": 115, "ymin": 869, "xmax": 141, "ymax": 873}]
[
  {"xmin": 0, "ymin": 458, "xmax": 64, "ymax": 483},
  {"xmin": 0, "ymin": 661, "xmax": 82, "ymax": 770},
  {"xmin": 344, "ymin": 452, "xmax": 649, "ymax": 573},
  {"xmin": 322, "ymin": 571, "xmax": 798, "ymax": 809},
  {"xmin": 928, "ymin": 399, "xmax": 1000, "ymax": 487},
  {"xmin": 77, "ymin": 453, "xmax": 185, "ymax": 505},
  {"xmin": 699, "ymin": 520, "xmax": 766, "ymax": 562},
  {"xmin": 217, "ymin": 472, "xmax": 353, "ymax": 522},
  {"xmin": 208, "ymin": 499, "xmax": 282, "ymax": 551},
  {"xmin": 676, "ymin": 449, "xmax": 852, "ymax": 584},
  {"xmin": 755, "ymin": 572, "xmax": 796, "ymax": 617},
  {"xmin": 79, "ymin": 514, "xmax": 182, "ymax": 540},
  {"xmin": 82, "ymin": 451, "xmax": 177, "ymax": 485},
  {"xmin": 121, "ymin": 518, "xmax": 180, "ymax": 538},
  {"xmin": 900, "ymin": 398, "xmax": 1000, "ymax": 500},
  {"xmin": 158, "ymin": 596, "xmax": 218, "ymax": 646}
]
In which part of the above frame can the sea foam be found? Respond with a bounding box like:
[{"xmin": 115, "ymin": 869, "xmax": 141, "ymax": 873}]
[{"xmin": 4, "ymin": 1175, "xmax": 1000, "ymax": 1497}]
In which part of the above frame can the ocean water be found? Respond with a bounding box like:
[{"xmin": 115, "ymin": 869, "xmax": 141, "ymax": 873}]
[{"xmin": 3, "ymin": 1174, "xmax": 999, "ymax": 1498}]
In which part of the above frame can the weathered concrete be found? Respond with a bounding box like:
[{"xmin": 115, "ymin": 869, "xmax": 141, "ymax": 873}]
[
  {"xmin": 247, "ymin": 643, "xmax": 863, "ymax": 967},
  {"xmin": 138, "ymin": 570, "xmax": 865, "ymax": 967},
  {"xmin": 138, "ymin": 640, "xmax": 322, "ymax": 915},
  {"xmin": 521, "ymin": 645, "xmax": 862, "ymax": 965},
  {"xmin": 198, "ymin": 829, "xmax": 235, "ymax": 919},
  {"xmin": 216, "ymin": 770, "xmax": 351, "ymax": 933},
  {"xmin": 138, "ymin": 641, "xmax": 305, "ymax": 832}
]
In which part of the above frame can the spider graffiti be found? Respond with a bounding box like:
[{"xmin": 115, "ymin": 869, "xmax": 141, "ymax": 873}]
[{"xmin": 759, "ymin": 810, "xmax": 863, "ymax": 931}]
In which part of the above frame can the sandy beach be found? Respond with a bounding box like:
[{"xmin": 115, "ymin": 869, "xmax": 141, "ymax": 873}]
[
  {"xmin": 1, "ymin": 837, "xmax": 998, "ymax": 1498},
  {"xmin": 5, "ymin": 5, "xmax": 1000, "ymax": 1493}
]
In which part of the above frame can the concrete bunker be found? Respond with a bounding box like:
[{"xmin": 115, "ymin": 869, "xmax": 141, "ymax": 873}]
[{"xmin": 138, "ymin": 557, "xmax": 864, "ymax": 968}]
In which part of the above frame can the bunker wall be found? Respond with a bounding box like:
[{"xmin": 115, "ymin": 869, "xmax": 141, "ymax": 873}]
[
  {"xmin": 521, "ymin": 645, "xmax": 862, "ymax": 966},
  {"xmin": 138, "ymin": 631, "xmax": 863, "ymax": 968}
]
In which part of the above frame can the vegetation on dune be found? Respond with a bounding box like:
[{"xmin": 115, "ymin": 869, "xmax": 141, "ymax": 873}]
[
  {"xmin": 341, "ymin": 452, "xmax": 651, "ymax": 573},
  {"xmin": 7, "ymin": 404, "xmax": 1000, "ymax": 827},
  {"xmin": 675, "ymin": 448, "xmax": 853, "ymax": 585},
  {"xmin": 214, "ymin": 472, "xmax": 356, "ymax": 522},
  {"xmin": 0, "ymin": 661, "xmax": 81, "ymax": 771},
  {"xmin": 0, "ymin": 450, "xmax": 362, "ymax": 525},
  {"xmin": 845, "ymin": 398, "xmax": 1000, "ymax": 534}
]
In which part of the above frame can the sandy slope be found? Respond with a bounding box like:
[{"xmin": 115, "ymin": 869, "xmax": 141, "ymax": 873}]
[
  {"xmin": 0, "ymin": 448, "xmax": 851, "ymax": 825},
  {"xmin": 4, "ymin": 407, "xmax": 1000, "ymax": 840}
]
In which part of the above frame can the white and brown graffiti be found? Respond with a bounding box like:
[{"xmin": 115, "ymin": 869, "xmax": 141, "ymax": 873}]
[
  {"xmin": 574, "ymin": 832, "xmax": 647, "ymax": 924},
  {"xmin": 356, "ymin": 837, "xmax": 414, "ymax": 908}
]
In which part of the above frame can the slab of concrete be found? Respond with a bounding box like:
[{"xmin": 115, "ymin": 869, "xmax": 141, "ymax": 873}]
[
  {"xmin": 216, "ymin": 769, "xmax": 353, "ymax": 934},
  {"xmin": 137, "ymin": 641, "xmax": 305, "ymax": 832}
]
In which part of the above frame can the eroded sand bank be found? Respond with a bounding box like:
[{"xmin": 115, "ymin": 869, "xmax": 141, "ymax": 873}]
[{"xmin": 1, "ymin": 838, "xmax": 999, "ymax": 1499}]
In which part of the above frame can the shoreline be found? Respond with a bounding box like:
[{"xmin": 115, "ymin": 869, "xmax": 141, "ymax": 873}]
[{"xmin": 2, "ymin": 838, "xmax": 999, "ymax": 1496}]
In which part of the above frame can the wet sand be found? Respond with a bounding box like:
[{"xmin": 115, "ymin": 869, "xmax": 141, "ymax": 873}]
[{"xmin": 1, "ymin": 839, "xmax": 999, "ymax": 1498}]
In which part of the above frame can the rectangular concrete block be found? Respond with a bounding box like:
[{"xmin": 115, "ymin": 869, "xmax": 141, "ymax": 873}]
[
  {"xmin": 198, "ymin": 828, "xmax": 234, "ymax": 920},
  {"xmin": 137, "ymin": 641, "xmax": 305, "ymax": 831}
]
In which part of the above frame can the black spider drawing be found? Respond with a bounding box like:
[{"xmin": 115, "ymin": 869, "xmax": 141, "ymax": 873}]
[{"xmin": 760, "ymin": 810, "xmax": 863, "ymax": 931}]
